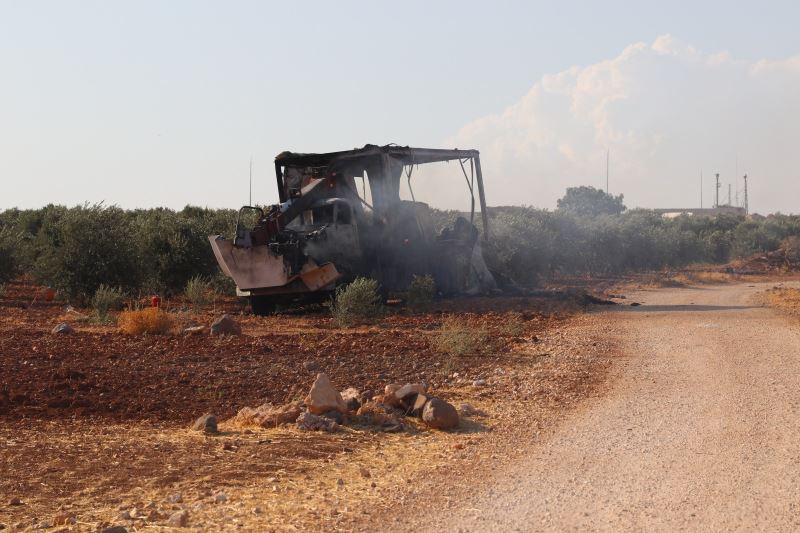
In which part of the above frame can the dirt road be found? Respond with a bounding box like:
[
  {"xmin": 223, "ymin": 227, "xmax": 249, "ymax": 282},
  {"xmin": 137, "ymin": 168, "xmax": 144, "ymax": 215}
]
[{"xmin": 434, "ymin": 282, "xmax": 800, "ymax": 531}]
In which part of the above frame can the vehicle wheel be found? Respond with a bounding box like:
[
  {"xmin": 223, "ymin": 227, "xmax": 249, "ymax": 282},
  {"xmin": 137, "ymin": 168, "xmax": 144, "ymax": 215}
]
[{"xmin": 250, "ymin": 296, "xmax": 277, "ymax": 316}]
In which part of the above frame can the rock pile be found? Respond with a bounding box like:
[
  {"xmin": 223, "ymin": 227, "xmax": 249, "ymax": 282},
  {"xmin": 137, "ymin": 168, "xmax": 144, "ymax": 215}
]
[{"xmin": 225, "ymin": 373, "xmax": 461, "ymax": 434}]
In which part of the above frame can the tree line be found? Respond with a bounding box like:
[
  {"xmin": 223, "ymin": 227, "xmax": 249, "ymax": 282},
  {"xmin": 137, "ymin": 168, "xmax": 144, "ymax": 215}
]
[{"xmin": 1, "ymin": 187, "xmax": 798, "ymax": 302}]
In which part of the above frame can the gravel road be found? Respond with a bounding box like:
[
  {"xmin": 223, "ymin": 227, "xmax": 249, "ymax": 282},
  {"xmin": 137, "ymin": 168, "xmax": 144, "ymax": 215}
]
[{"xmin": 438, "ymin": 282, "xmax": 800, "ymax": 532}]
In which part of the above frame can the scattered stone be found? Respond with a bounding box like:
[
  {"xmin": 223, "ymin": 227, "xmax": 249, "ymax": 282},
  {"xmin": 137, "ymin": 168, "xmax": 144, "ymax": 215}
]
[
  {"xmin": 232, "ymin": 402, "xmax": 302, "ymax": 428},
  {"xmin": 472, "ymin": 379, "xmax": 487, "ymax": 387},
  {"xmin": 146, "ymin": 510, "xmax": 162, "ymax": 522},
  {"xmin": 51, "ymin": 514, "xmax": 75, "ymax": 526},
  {"xmin": 183, "ymin": 325, "xmax": 206, "ymax": 335},
  {"xmin": 357, "ymin": 401, "xmax": 399, "ymax": 427},
  {"xmin": 382, "ymin": 383, "xmax": 402, "ymax": 406},
  {"xmin": 192, "ymin": 413, "xmax": 218, "ymax": 434},
  {"xmin": 359, "ymin": 467, "xmax": 371, "ymax": 478},
  {"xmin": 296, "ymin": 412, "xmax": 339, "ymax": 432},
  {"xmin": 320, "ymin": 410, "xmax": 345, "ymax": 424},
  {"xmin": 210, "ymin": 314, "xmax": 241, "ymax": 336},
  {"xmin": 253, "ymin": 507, "xmax": 263, "ymax": 514},
  {"xmin": 51, "ymin": 323, "xmax": 73, "ymax": 335},
  {"xmin": 100, "ymin": 527, "xmax": 128, "ymax": 533},
  {"xmin": 422, "ymin": 398, "xmax": 460, "ymax": 430},
  {"xmin": 166, "ymin": 493, "xmax": 183, "ymax": 504},
  {"xmin": 118, "ymin": 511, "xmax": 131, "ymax": 520},
  {"xmin": 8, "ymin": 498, "xmax": 21, "ymax": 506},
  {"xmin": 394, "ymin": 383, "xmax": 425, "ymax": 403},
  {"xmin": 214, "ymin": 493, "xmax": 227, "ymax": 504},
  {"xmin": 382, "ymin": 423, "xmax": 404, "ymax": 433},
  {"xmin": 336, "ymin": 478, "xmax": 344, "ymax": 486},
  {"xmin": 167, "ymin": 510, "xmax": 189, "ymax": 528},
  {"xmin": 458, "ymin": 403, "xmax": 488, "ymax": 418},
  {"xmin": 400, "ymin": 392, "xmax": 429, "ymax": 417},
  {"xmin": 304, "ymin": 373, "xmax": 346, "ymax": 415},
  {"xmin": 630, "ymin": 302, "xmax": 641, "ymax": 307},
  {"xmin": 302, "ymin": 359, "xmax": 320, "ymax": 371},
  {"xmin": 340, "ymin": 387, "xmax": 362, "ymax": 412}
]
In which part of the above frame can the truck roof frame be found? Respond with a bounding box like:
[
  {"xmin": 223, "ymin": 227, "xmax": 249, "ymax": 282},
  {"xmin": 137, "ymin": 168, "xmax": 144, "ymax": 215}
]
[{"xmin": 273, "ymin": 144, "xmax": 489, "ymax": 239}]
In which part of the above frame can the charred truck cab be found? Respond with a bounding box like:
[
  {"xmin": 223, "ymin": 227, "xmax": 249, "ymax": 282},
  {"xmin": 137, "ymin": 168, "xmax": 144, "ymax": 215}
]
[{"xmin": 210, "ymin": 144, "xmax": 496, "ymax": 315}]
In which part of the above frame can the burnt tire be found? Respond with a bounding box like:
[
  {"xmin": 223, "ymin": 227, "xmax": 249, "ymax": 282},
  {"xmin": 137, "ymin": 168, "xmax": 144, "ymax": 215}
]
[{"xmin": 249, "ymin": 296, "xmax": 277, "ymax": 316}]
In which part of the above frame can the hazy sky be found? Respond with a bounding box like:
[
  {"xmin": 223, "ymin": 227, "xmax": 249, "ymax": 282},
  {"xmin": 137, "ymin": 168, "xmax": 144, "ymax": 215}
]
[{"xmin": 2, "ymin": 1, "xmax": 799, "ymax": 213}]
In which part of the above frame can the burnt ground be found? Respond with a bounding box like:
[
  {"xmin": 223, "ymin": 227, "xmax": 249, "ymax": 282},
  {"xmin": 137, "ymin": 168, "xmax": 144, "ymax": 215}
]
[{"xmin": 0, "ymin": 278, "xmax": 612, "ymax": 531}]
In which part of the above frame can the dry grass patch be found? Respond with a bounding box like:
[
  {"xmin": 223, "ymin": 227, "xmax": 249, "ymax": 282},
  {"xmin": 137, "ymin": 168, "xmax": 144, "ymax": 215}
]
[
  {"xmin": 765, "ymin": 287, "xmax": 800, "ymax": 312},
  {"xmin": 674, "ymin": 271, "xmax": 740, "ymax": 284},
  {"xmin": 118, "ymin": 307, "xmax": 176, "ymax": 334},
  {"xmin": 433, "ymin": 315, "xmax": 491, "ymax": 359}
]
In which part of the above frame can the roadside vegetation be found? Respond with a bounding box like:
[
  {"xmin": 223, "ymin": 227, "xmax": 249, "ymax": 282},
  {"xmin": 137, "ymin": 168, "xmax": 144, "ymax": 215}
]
[
  {"xmin": 765, "ymin": 287, "xmax": 800, "ymax": 312},
  {"xmin": 330, "ymin": 277, "xmax": 384, "ymax": 326},
  {"xmin": 2, "ymin": 188, "xmax": 800, "ymax": 305}
]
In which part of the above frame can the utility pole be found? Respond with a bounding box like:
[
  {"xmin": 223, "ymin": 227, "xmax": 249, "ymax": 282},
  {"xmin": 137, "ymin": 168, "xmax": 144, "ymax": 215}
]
[
  {"xmin": 249, "ymin": 157, "xmax": 253, "ymax": 206},
  {"xmin": 743, "ymin": 174, "xmax": 749, "ymax": 215},
  {"xmin": 700, "ymin": 170, "xmax": 703, "ymax": 208},
  {"xmin": 715, "ymin": 173, "xmax": 720, "ymax": 207}
]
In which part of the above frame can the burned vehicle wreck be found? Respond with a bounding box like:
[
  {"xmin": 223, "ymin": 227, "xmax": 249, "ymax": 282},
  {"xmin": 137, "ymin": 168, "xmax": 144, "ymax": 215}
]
[{"xmin": 210, "ymin": 144, "xmax": 496, "ymax": 315}]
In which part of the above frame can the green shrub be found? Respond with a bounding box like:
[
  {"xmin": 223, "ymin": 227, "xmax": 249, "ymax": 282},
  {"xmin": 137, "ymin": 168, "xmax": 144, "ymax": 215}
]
[
  {"xmin": 331, "ymin": 277, "xmax": 383, "ymax": 327},
  {"xmin": 91, "ymin": 284, "xmax": 124, "ymax": 321},
  {"xmin": 184, "ymin": 275, "xmax": 215, "ymax": 311},
  {"xmin": 407, "ymin": 274, "xmax": 436, "ymax": 311},
  {"xmin": 433, "ymin": 315, "xmax": 490, "ymax": 358},
  {"xmin": 0, "ymin": 228, "xmax": 20, "ymax": 283},
  {"xmin": 32, "ymin": 204, "xmax": 141, "ymax": 304}
]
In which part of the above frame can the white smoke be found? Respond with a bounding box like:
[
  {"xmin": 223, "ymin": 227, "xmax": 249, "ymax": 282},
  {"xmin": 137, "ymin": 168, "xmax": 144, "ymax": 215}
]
[{"xmin": 424, "ymin": 35, "xmax": 800, "ymax": 214}]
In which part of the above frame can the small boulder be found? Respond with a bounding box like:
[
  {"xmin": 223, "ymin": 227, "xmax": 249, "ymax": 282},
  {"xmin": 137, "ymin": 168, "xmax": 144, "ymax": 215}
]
[
  {"xmin": 422, "ymin": 398, "xmax": 459, "ymax": 430},
  {"xmin": 340, "ymin": 387, "xmax": 361, "ymax": 412},
  {"xmin": 210, "ymin": 314, "xmax": 241, "ymax": 336},
  {"xmin": 401, "ymin": 392, "xmax": 430, "ymax": 417},
  {"xmin": 381, "ymin": 388, "xmax": 402, "ymax": 407},
  {"xmin": 167, "ymin": 510, "xmax": 189, "ymax": 528},
  {"xmin": 356, "ymin": 401, "xmax": 399, "ymax": 427},
  {"xmin": 192, "ymin": 413, "xmax": 218, "ymax": 434},
  {"xmin": 394, "ymin": 383, "xmax": 426, "ymax": 403},
  {"xmin": 304, "ymin": 373, "xmax": 346, "ymax": 415},
  {"xmin": 296, "ymin": 412, "xmax": 339, "ymax": 432},
  {"xmin": 320, "ymin": 410, "xmax": 345, "ymax": 424},
  {"xmin": 472, "ymin": 379, "xmax": 487, "ymax": 387},
  {"xmin": 232, "ymin": 402, "xmax": 302, "ymax": 428},
  {"xmin": 51, "ymin": 323, "xmax": 73, "ymax": 335}
]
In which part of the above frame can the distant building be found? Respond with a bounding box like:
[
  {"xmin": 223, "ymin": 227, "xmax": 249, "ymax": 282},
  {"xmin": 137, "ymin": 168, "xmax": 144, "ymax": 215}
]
[{"xmin": 652, "ymin": 206, "xmax": 747, "ymax": 218}]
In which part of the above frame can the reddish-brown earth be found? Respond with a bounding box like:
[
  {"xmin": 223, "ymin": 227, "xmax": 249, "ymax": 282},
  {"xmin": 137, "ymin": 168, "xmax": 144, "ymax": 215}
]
[{"xmin": 0, "ymin": 277, "xmax": 607, "ymax": 531}]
